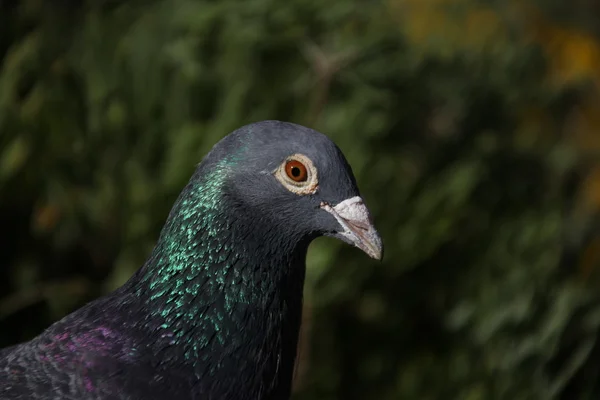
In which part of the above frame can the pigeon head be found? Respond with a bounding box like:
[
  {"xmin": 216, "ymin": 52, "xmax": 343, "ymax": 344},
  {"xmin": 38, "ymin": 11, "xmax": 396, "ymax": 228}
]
[
  {"xmin": 131, "ymin": 120, "xmax": 382, "ymax": 398},
  {"xmin": 202, "ymin": 120, "xmax": 383, "ymax": 260}
]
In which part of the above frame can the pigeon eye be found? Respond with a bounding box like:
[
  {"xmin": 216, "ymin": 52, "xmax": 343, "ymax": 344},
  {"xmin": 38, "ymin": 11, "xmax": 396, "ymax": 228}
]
[
  {"xmin": 274, "ymin": 153, "xmax": 319, "ymax": 195},
  {"xmin": 285, "ymin": 160, "xmax": 307, "ymax": 182}
]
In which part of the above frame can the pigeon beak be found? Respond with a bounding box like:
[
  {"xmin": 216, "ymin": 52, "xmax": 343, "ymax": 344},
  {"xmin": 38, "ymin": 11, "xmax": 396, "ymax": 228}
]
[{"xmin": 321, "ymin": 196, "xmax": 383, "ymax": 260}]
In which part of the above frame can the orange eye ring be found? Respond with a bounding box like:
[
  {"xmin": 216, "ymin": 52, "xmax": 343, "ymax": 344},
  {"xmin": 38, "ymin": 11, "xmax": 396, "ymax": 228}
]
[{"xmin": 285, "ymin": 160, "xmax": 308, "ymax": 182}]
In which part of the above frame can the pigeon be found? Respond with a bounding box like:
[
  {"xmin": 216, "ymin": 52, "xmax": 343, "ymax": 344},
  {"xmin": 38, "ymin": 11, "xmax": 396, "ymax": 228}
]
[{"xmin": 0, "ymin": 121, "xmax": 382, "ymax": 400}]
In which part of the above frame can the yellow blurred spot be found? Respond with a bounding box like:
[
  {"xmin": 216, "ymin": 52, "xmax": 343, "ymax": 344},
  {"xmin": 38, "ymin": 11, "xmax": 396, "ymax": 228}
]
[
  {"xmin": 524, "ymin": 7, "xmax": 600, "ymax": 88},
  {"xmin": 33, "ymin": 204, "xmax": 61, "ymax": 232},
  {"xmin": 581, "ymin": 167, "xmax": 600, "ymax": 209},
  {"xmin": 388, "ymin": 0, "xmax": 507, "ymax": 55}
]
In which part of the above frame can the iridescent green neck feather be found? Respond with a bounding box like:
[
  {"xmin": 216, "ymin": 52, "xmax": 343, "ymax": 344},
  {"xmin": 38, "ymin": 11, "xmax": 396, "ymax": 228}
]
[{"xmin": 131, "ymin": 159, "xmax": 307, "ymax": 398}]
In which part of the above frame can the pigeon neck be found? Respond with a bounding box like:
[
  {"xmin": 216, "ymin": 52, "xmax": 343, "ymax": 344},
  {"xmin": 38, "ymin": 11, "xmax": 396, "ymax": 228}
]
[{"xmin": 133, "ymin": 168, "xmax": 308, "ymax": 397}]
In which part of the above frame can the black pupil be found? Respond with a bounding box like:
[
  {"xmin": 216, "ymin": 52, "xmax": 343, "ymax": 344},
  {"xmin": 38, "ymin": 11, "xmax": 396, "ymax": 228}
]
[{"xmin": 291, "ymin": 166, "xmax": 301, "ymax": 177}]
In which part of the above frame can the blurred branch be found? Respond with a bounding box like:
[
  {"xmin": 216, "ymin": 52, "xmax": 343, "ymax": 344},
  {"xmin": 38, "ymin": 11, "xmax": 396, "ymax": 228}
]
[
  {"xmin": 301, "ymin": 40, "xmax": 358, "ymax": 126},
  {"xmin": 549, "ymin": 337, "xmax": 596, "ymax": 397}
]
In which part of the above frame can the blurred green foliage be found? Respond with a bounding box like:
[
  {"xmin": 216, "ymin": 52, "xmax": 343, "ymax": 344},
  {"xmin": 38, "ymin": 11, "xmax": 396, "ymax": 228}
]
[{"xmin": 2, "ymin": 0, "xmax": 600, "ymax": 398}]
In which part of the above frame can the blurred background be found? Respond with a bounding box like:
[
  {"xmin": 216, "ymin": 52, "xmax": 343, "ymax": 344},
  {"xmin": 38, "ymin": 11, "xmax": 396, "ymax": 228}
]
[{"xmin": 2, "ymin": 0, "xmax": 600, "ymax": 398}]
